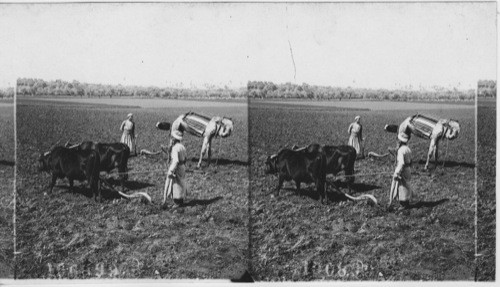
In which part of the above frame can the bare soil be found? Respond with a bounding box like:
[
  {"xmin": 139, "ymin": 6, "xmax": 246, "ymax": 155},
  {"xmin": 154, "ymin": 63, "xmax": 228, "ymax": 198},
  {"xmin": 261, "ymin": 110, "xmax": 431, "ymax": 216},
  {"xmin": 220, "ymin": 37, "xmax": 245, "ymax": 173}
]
[
  {"xmin": 15, "ymin": 99, "xmax": 249, "ymax": 279},
  {"xmin": 249, "ymin": 100, "xmax": 475, "ymax": 281},
  {"xmin": 0, "ymin": 105, "xmax": 14, "ymax": 278},
  {"xmin": 476, "ymin": 97, "xmax": 496, "ymax": 281}
]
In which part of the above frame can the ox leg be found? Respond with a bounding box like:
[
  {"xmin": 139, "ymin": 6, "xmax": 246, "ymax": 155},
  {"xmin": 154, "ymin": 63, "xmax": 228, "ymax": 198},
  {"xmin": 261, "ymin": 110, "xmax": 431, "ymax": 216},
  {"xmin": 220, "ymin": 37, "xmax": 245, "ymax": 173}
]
[
  {"xmin": 322, "ymin": 180, "xmax": 328, "ymax": 205},
  {"xmin": 331, "ymin": 180, "xmax": 340, "ymax": 193},
  {"xmin": 295, "ymin": 181, "xmax": 301, "ymax": 197},
  {"xmin": 49, "ymin": 174, "xmax": 57, "ymax": 194},
  {"xmin": 316, "ymin": 180, "xmax": 323, "ymax": 204},
  {"xmin": 68, "ymin": 179, "xmax": 74, "ymax": 193},
  {"xmin": 120, "ymin": 156, "xmax": 129, "ymax": 193},
  {"xmin": 317, "ymin": 179, "xmax": 327, "ymax": 205},
  {"xmin": 120, "ymin": 176, "xmax": 126, "ymax": 193},
  {"xmin": 330, "ymin": 179, "xmax": 346, "ymax": 202},
  {"xmin": 347, "ymin": 174, "xmax": 355, "ymax": 195},
  {"xmin": 345, "ymin": 170, "xmax": 355, "ymax": 195},
  {"xmin": 324, "ymin": 183, "xmax": 329, "ymax": 205},
  {"xmin": 98, "ymin": 180, "xmax": 102, "ymax": 203},
  {"xmin": 274, "ymin": 176, "xmax": 284, "ymax": 197}
]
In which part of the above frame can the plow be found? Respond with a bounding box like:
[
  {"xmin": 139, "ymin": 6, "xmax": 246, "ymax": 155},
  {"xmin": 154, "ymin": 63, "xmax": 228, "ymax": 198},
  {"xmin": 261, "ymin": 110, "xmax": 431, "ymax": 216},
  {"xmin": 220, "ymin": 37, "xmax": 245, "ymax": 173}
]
[{"xmin": 99, "ymin": 176, "xmax": 152, "ymax": 204}]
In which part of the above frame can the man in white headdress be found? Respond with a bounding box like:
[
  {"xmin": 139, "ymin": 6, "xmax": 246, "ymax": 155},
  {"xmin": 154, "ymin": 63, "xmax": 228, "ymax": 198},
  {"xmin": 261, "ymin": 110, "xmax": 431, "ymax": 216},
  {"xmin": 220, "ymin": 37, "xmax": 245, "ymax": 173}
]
[
  {"xmin": 386, "ymin": 114, "xmax": 460, "ymax": 170},
  {"xmin": 166, "ymin": 114, "xmax": 187, "ymax": 159},
  {"xmin": 163, "ymin": 130, "xmax": 187, "ymax": 210},
  {"xmin": 389, "ymin": 132, "xmax": 413, "ymax": 210}
]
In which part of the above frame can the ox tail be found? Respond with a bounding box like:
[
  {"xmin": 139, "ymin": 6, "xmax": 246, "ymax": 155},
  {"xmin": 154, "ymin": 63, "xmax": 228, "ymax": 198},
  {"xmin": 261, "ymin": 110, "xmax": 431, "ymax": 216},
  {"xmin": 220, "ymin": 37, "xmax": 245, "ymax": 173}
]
[
  {"xmin": 140, "ymin": 149, "xmax": 162, "ymax": 156},
  {"xmin": 116, "ymin": 190, "xmax": 152, "ymax": 204},
  {"xmin": 344, "ymin": 193, "xmax": 378, "ymax": 205},
  {"xmin": 367, "ymin": 151, "xmax": 390, "ymax": 158}
]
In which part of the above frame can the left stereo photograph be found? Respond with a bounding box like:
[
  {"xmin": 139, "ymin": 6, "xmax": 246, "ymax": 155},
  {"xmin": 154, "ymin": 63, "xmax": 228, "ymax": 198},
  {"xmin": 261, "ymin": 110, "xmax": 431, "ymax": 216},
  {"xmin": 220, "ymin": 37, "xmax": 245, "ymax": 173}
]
[
  {"xmin": 0, "ymin": 87, "xmax": 14, "ymax": 278},
  {"xmin": 14, "ymin": 80, "xmax": 249, "ymax": 279}
]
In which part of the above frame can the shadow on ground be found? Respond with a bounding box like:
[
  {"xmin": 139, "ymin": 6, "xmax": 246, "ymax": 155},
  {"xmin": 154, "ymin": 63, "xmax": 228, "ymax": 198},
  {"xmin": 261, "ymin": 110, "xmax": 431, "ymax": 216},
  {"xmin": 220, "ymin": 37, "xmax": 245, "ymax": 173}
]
[
  {"xmin": 417, "ymin": 159, "xmax": 475, "ymax": 169},
  {"xmin": 275, "ymin": 186, "xmax": 374, "ymax": 204},
  {"xmin": 0, "ymin": 160, "xmax": 14, "ymax": 166},
  {"xmin": 191, "ymin": 157, "xmax": 249, "ymax": 167},
  {"xmin": 53, "ymin": 185, "xmax": 123, "ymax": 201},
  {"xmin": 184, "ymin": 196, "xmax": 223, "ymax": 207},
  {"xmin": 327, "ymin": 181, "xmax": 380, "ymax": 194},
  {"xmin": 409, "ymin": 198, "xmax": 449, "ymax": 209},
  {"xmin": 104, "ymin": 178, "xmax": 156, "ymax": 191}
]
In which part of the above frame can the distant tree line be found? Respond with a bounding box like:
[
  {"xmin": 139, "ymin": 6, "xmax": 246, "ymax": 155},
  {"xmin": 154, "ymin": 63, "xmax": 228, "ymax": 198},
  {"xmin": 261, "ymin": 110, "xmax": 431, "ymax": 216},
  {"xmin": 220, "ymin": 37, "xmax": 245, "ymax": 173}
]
[
  {"xmin": 0, "ymin": 87, "xmax": 14, "ymax": 98},
  {"xmin": 478, "ymin": 80, "xmax": 496, "ymax": 98},
  {"xmin": 16, "ymin": 78, "xmax": 245, "ymax": 99},
  {"xmin": 246, "ymin": 81, "xmax": 475, "ymax": 101},
  {"xmin": 17, "ymin": 78, "xmax": 482, "ymax": 101}
]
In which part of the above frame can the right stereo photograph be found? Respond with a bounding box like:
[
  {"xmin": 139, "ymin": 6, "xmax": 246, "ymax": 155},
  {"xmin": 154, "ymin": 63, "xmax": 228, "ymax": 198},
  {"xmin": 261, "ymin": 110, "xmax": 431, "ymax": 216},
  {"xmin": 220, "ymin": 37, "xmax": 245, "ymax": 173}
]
[{"xmin": 248, "ymin": 2, "xmax": 495, "ymax": 282}]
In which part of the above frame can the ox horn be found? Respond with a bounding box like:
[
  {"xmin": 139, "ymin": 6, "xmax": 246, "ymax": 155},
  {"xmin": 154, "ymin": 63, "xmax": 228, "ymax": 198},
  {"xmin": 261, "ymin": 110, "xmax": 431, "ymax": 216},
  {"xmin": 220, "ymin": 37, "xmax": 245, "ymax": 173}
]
[
  {"xmin": 42, "ymin": 139, "xmax": 62, "ymax": 156},
  {"xmin": 344, "ymin": 193, "xmax": 378, "ymax": 205},
  {"xmin": 48, "ymin": 139, "xmax": 62, "ymax": 151},
  {"xmin": 68, "ymin": 142, "xmax": 81, "ymax": 149},
  {"xmin": 367, "ymin": 151, "xmax": 390, "ymax": 158}
]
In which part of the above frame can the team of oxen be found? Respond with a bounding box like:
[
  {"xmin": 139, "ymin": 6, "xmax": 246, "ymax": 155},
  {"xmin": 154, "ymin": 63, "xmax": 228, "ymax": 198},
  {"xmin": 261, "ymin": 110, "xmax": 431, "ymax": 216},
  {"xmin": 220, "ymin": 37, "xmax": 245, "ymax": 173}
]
[
  {"xmin": 37, "ymin": 140, "xmax": 150, "ymax": 203},
  {"xmin": 265, "ymin": 143, "xmax": 378, "ymax": 205},
  {"xmin": 37, "ymin": 112, "xmax": 233, "ymax": 204},
  {"xmin": 264, "ymin": 114, "xmax": 460, "ymax": 206}
]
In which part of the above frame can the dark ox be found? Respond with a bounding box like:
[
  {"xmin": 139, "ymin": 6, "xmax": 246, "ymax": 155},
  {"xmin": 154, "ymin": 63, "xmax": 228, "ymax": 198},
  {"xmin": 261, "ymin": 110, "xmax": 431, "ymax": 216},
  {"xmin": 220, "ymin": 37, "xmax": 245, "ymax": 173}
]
[
  {"xmin": 267, "ymin": 144, "xmax": 378, "ymax": 205},
  {"xmin": 292, "ymin": 144, "xmax": 356, "ymax": 176},
  {"xmin": 66, "ymin": 141, "xmax": 130, "ymax": 191},
  {"xmin": 38, "ymin": 146, "xmax": 101, "ymax": 202},
  {"xmin": 265, "ymin": 144, "xmax": 328, "ymax": 204},
  {"xmin": 306, "ymin": 144, "xmax": 356, "ymax": 193}
]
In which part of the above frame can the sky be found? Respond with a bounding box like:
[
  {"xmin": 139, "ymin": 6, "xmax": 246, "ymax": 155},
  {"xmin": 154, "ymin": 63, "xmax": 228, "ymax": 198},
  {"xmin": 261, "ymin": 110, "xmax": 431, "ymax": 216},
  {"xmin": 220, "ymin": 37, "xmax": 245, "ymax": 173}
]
[{"xmin": 0, "ymin": 2, "xmax": 496, "ymax": 90}]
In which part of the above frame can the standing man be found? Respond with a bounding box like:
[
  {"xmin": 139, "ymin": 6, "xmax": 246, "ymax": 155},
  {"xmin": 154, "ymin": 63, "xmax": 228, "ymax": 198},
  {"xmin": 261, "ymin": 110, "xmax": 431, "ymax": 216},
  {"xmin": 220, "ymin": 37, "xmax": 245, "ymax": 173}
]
[
  {"xmin": 120, "ymin": 113, "xmax": 136, "ymax": 156},
  {"xmin": 389, "ymin": 132, "xmax": 413, "ymax": 209},
  {"xmin": 197, "ymin": 116, "xmax": 233, "ymax": 168},
  {"xmin": 163, "ymin": 130, "xmax": 187, "ymax": 210}
]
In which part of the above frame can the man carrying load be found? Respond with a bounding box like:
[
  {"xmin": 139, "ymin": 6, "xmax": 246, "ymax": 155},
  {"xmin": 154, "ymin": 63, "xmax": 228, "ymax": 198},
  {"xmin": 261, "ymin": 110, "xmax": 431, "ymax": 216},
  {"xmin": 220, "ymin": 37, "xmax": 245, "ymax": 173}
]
[
  {"xmin": 197, "ymin": 115, "xmax": 233, "ymax": 168},
  {"xmin": 385, "ymin": 114, "xmax": 460, "ymax": 170},
  {"xmin": 160, "ymin": 112, "xmax": 233, "ymax": 168}
]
